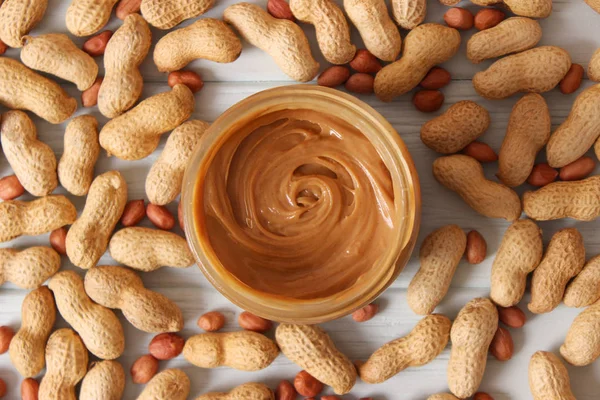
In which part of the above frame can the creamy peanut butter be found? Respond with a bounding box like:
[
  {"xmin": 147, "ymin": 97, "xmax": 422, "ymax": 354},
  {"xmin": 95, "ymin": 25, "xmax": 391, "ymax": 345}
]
[{"xmin": 198, "ymin": 108, "xmax": 397, "ymax": 299}]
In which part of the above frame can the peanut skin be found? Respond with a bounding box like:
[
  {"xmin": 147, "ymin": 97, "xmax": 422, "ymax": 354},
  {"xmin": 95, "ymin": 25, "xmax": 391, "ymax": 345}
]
[
  {"xmin": 141, "ymin": 0, "xmax": 214, "ymax": 29},
  {"xmin": 38, "ymin": 329, "xmax": 88, "ymax": 400},
  {"xmin": 529, "ymin": 351, "xmax": 575, "ymax": 400},
  {"xmin": 109, "ymin": 227, "xmax": 194, "ymax": 271},
  {"xmin": 0, "ymin": 195, "xmax": 76, "ymax": 242},
  {"xmin": 467, "ymin": 17, "xmax": 541, "ymax": 64},
  {"xmin": 49, "ymin": 270, "xmax": 125, "ymax": 360},
  {"xmin": 84, "ymin": 265, "xmax": 184, "ymax": 333},
  {"xmin": 490, "ymin": 219, "xmax": 543, "ymax": 307},
  {"xmin": 357, "ymin": 314, "xmax": 451, "ymax": 383},
  {"xmin": 433, "ymin": 155, "xmax": 522, "ymax": 221},
  {"xmin": 66, "ymin": 171, "xmax": 128, "ymax": 269},
  {"xmin": 276, "ymin": 324, "xmax": 356, "ymax": 395},
  {"xmin": 473, "ymin": 46, "xmax": 572, "ymax": 99},
  {"xmin": 57, "ymin": 115, "xmax": 100, "ymax": 196},
  {"xmin": 137, "ymin": 369, "xmax": 190, "ymax": 400},
  {"xmin": 98, "ymin": 14, "xmax": 151, "ymax": 118},
  {"xmin": 0, "ymin": 247, "xmax": 60, "ymax": 289},
  {"xmin": 79, "ymin": 360, "xmax": 125, "ymax": 400},
  {"xmin": 290, "ymin": 0, "xmax": 355, "ymax": 64},
  {"xmin": 374, "ymin": 23, "xmax": 461, "ymax": 101},
  {"xmin": 528, "ymin": 228, "xmax": 585, "ymax": 314},
  {"xmin": 0, "ymin": 57, "xmax": 77, "ymax": 124},
  {"xmin": 21, "ymin": 33, "xmax": 98, "ymax": 90},
  {"xmin": 447, "ymin": 298, "xmax": 498, "ymax": 399},
  {"xmin": 0, "ymin": 0, "xmax": 48, "ymax": 48},
  {"xmin": 344, "ymin": 0, "xmax": 401, "ymax": 62},
  {"xmin": 497, "ymin": 93, "xmax": 550, "ymax": 187},
  {"xmin": 183, "ymin": 331, "xmax": 279, "ymax": 371},
  {"xmin": 408, "ymin": 225, "xmax": 466, "ymax": 315},
  {"xmin": 153, "ymin": 18, "xmax": 242, "ymax": 73},
  {"xmin": 195, "ymin": 383, "xmax": 274, "ymax": 400},
  {"xmin": 146, "ymin": 120, "xmax": 209, "ymax": 205},
  {"xmin": 66, "ymin": 0, "xmax": 119, "ymax": 36},
  {"xmin": 420, "ymin": 101, "xmax": 490, "ymax": 154},
  {"xmin": 99, "ymin": 84, "xmax": 194, "ymax": 160},
  {"xmin": 564, "ymin": 255, "xmax": 600, "ymax": 307},
  {"xmin": 523, "ymin": 175, "xmax": 600, "ymax": 221},
  {"xmin": 561, "ymin": 300, "xmax": 600, "ymax": 366},
  {"xmin": 224, "ymin": 2, "xmax": 319, "ymax": 82},
  {"xmin": 546, "ymin": 84, "xmax": 600, "ymax": 168},
  {"xmin": 9, "ymin": 286, "xmax": 56, "ymax": 377},
  {"xmin": 0, "ymin": 110, "xmax": 58, "ymax": 196}
]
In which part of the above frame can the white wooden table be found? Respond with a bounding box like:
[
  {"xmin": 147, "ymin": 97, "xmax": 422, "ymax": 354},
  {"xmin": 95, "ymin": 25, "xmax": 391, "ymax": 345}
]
[{"xmin": 1, "ymin": 0, "xmax": 600, "ymax": 398}]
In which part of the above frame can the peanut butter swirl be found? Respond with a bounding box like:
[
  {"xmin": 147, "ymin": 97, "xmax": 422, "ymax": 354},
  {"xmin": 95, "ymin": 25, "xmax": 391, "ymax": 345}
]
[{"xmin": 200, "ymin": 109, "xmax": 396, "ymax": 299}]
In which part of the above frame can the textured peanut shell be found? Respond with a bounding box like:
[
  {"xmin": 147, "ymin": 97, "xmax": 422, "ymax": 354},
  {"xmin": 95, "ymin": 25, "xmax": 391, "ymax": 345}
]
[
  {"xmin": 66, "ymin": 0, "xmax": 119, "ymax": 36},
  {"xmin": 153, "ymin": 18, "xmax": 242, "ymax": 72},
  {"xmin": 0, "ymin": 57, "xmax": 77, "ymax": 123},
  {"xmin": 290, "ymin": 0, "xmax": 355, "ymax": 64},
  {"xmin": 528, "ymin": 228, "xmax": 585, "ymax": 314},
  {"xmin": 420, "ymin": 101, "xmax": 490, "ymax": 154},
  {"xmin": 0, "ymin": 195, "xmax": 76, "ymax": 242},
  {"xmin": 470, "ymin": 0, "xmax": 552, "ymax": 18},
  {"xmin": 529, "ymin": 351, "xmax": 575, "ymax": 400},
  {"xmin": 109, "ymin": 227, "xmax": 194, "ymax": 271},
  {"xmin": 224, "ymin": 3, "xmax": 319, "ymax": 82},
  {"xmin": 137, "ymin": 369, "xmax": 190, "ymax": 400},
  {"xmin": 0, "ymin": 247, "xmax": 60, "ymax": 289},
  {"xmin": 0, "ymin": 110, "xmax": 58, "ymax": 196},
  {"xmin": 490, "ymin": 219, "xmax": 543, "ymax": 307},
  {"xmin": 560, "ymin": 301, "xmax": 600, "ymax": 366},
  {"xmin": 391, "ymin": 0, "xmax": 426, "ymax": 29},
  {"xmin": 0, "ymin": 0, "xmax": 48, "ymax": 47},
  {"xmin": 195, "ymin": 383, "xmax": 274, "ymax": 400},
  {"xmin": 473, "ymin": 46, "xmax": 572, "ymax": 99},
  {"xmin": 146, "ymin": 120, "xmax": 209, "ymax": 205},
  {"xmin": 344, "ymin": 0, "xmax": 400, "ymax": 62},
  {"xmin": 79, "ymin": 360, "xmax": 125, "ymax": 400},
  {"xmin": 546, "ymin": 84, "xmax": 600, "ymax": 168},
  {"xmin": 427, "ymin": 395, "xmax": 459, "ymax": 400},
  {"xmin": 8, "ymin": 286, "xmax": 56, "ymax": 377},
  {"xmin": 66, "ymin": 171, "xmax": 128, "ymax": 269},
  {"xmin": 38, "ymin": 329, "xmax": 88, "ymax": 400},
  {"xmin": 141, "ymin": 0, "xmax": 214, "ymax": 29},
  {"xmin": 358, "ymin": 314, "xmax": 451, "ymax": 383},
  {"xmin": 586, "ymin": 0, "xmax": 600, "ymax": 13},
  {"xmin": 589, "ymin": 48, "xmax": 600, "ymax": 81},
  {"xmin": 183, "ymin": 331, "xmax": 279, "ymax": 371},
  {"xmin": 523, "ymin": 175, "xmax": 600, "ymax": 221},
  {"xmin": 57, "ymin": 115, "xmax": 100, "ymax": 196},
  {"xmin": 374, "ymin": 24, "xmax": 461, "ymax": 102},
  {"xmin": 99, "ymin": 84, "xmax": 194, "ymax": 160},
  {"xmin": 21, "ymin": 33, "xmax": 98, "ymax": 90},
  {"xmin": 497, "ymin": 94, "xmax": 550, "ymax": 187},
  {"xmin": 467, "ymin": 17, "xmax": 542, "ymax": 64},
  {"xmin": 98, "ymin": 14, "xmax": 151, "ymax": 118},
  {"xmin": 433, "ymin": 155, "xmax": 522, "ymax": 221},
  {"xmin": 85, "ymin": 265, "xmax": 183, "ymax": 332},
  {"xmin": 407, "ymin": 226, "xmax": 466, "ymax": 315},
  {"xmin": 49, "ymin": 271, "xmax": 125, "ymax": 360},
  {"xmin": 276, "ymin": 323, "xmax": 356, "ymax": 394},
  {"xmin": 564, "ymin": 255, "xmax": 600, "ymax": 307},
  {"xmin": 447, "ymin": 298, "xmax": 498, "ymax": 399}
]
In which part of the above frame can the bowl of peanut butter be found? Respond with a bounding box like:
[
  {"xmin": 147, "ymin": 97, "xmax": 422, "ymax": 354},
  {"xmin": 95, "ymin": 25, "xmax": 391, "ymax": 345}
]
[{"xmin": 182, "ymin": 85, "xmax": 421, "ymax": 324}]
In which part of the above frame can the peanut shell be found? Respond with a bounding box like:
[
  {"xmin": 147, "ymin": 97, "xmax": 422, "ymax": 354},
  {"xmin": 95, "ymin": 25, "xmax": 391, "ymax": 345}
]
[
  {"xmin": 560, "ymin": 301, "xmax": 600, "ymax": 366},
  {"xmin": 141, "ymin": 0, "xmax": 214, "ymax": 29},
  {"xmin": 529, "ymin": 351, "xmax": 575, "ymax": 400},
  {"xmin": 79, "ymin": 360, "xmax": 125, "ymax": 400},
  {"xmin": 195, "ymin": 383, "xmax": 274, "ymax": 400},
  {"xmin": 0, "ymin": 0, "xmax": 47, "ymax": 47},
  {"xmin": 66, "ymin": 0, "xmax": 119, "ymax": 36},
  {"xmin": 0, "ymin": 247, "xmax": 60, "ymax": 289},
  {"xmin": 564, "ymin": 255, "xmax": 600, "ymax": 307},
  {"xmin": 137, "ymin": 369, "xmax": 190, "ymax": 400}
]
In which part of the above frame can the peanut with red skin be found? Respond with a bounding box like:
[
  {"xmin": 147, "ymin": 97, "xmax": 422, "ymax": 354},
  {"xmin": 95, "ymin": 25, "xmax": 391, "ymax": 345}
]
[
  {"xmin": 318, "ymin": 66, "xmax": 350, "ymax": 87},
  {"xmin": 0, "ymin": 326, "xmax": 14, "ymax": 354},
  {"xmin": 121, "ymin": 200, "xmax": 146, "ymax": 226},
  {"xmin": 498, "ymin": 306, "xmax": 526, "ymax": 328},
  {"xmin": 560, "ymin": 64, "xmax": 584, "ymax": 94},
  {"xmin": 466, "ymin": 230, "xmax": 486, "ymax": 264},
  {"xmin": 147, "ymin": 204, "xmax": 176, "ymax": 230},
  {"xmin": 21, "ymin": 378, "xmax": 39, "ymax": 400},
  {"xmin": 463, "ymin": 142, "xmax": 498, "ymax": 163},
  {"xmin": 490, "ymin": 327, "xmax": 513, "ymax": 361},
  {"xmin": 527, "ymin": 163, "xmax": 558, "ymax": 186},
  {"xmin": 413, "ymin": 90, "xmax": 444, "ymax": 113},
  {"xmin": 276, "ymin": 380, "xmax": 296, "ymax": 400},
  {"xmin": 238, "ymin": 311, "xmax": 273, "ymax": 332},
  {"xmin": 131, "ymin": 355, "xmax": 158, "ymax": 384},
  {"xmin": 559, "ymin": 156, "xmax": 596, "ymax": 181},
  {"xmin": 349, "ymin": 49, "xmax": 382, "ymax": 73},
  {"xmin": 345, "ymin": 73, "xmax": 374, "ymax": 94},
  {"xmin": 352, "ymin": 303, "xmax": 379, "ymax": 322},
  {"xmin": 268, "ymin": 0, "xmax": 295, "ymax": 20},
  {"xmin": 197, "ymin": 311, "xmax": 225, "ymax": 332},
  {"xmin": 149, "ymin": 333, "xmax": 185, "ymax": 360},
  {"xmin": 444, "ymin": 8, "xmax": 474, "ymax": 30},
  {"xmin": 0, "ymin": 175, "xmax": 25, "ymax": 200},
  {"xmin": 168, "ymin": 70, "xmax": 204, "ymax": 93},
  {"xmin": 420, "ymin": 67, "xmax": 451, "ymax": 90},
  {"xmin": 82, "ymin": 31, "xmax": 113, "ymax": 57},
  {"xmin": 116, "ymin": 0, "xmax": 141, "ymax": 19},
  {"xmin": 294, "ymin": 371, "xmax": 323, "ymax": 397},
  {"xmin": 474, "ymin": 9, "xmax": 505, "ymax": 30},
  {"xmin": 49, "ymin": 228, "xmax": 67, "ymax": 255},
  {"xmin": 82, "ymin": 77, "xmax": 102, "ymax": 108}
]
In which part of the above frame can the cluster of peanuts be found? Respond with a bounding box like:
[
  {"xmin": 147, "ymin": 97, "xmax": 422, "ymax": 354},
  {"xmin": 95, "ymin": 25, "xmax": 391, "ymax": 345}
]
[{"xmin": 0, "ymin": 0, "xmax": 599, "ymax": 398}]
